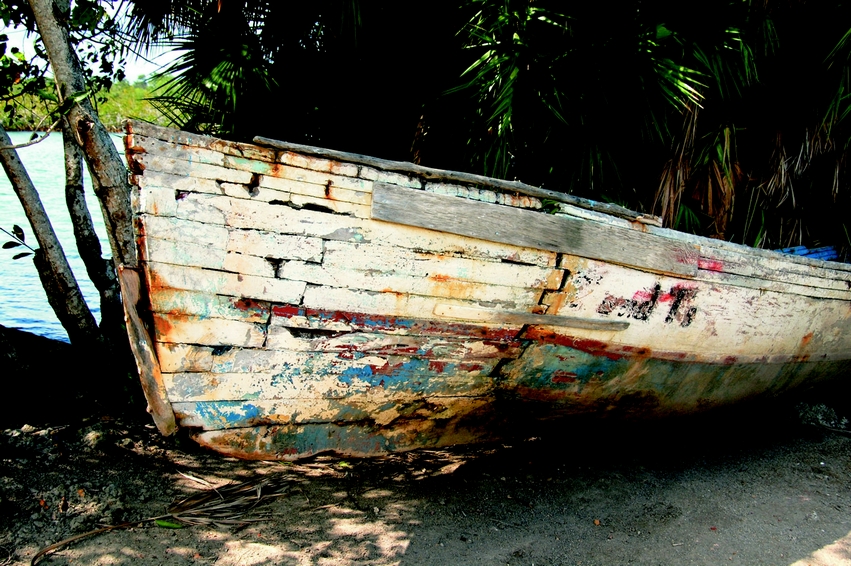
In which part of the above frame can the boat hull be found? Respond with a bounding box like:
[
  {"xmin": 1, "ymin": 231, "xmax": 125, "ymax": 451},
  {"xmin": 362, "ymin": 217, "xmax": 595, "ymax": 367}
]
[{"xmin": 122, "ymin": 121, "xmax": 851, "ymax": 459}]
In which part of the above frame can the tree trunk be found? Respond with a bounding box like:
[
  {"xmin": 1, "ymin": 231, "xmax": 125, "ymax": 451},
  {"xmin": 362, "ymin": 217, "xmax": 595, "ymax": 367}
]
[
  {"xmin": 0, "ymin": 123, "xmax": 100, "ymax": 346},
  {"xmin": 61, "ymin": 121, "xmax": 124, "ymax": 335},
  {"xmin": 28, "ymin": 0, "xmax": 137, "ymax": 269}
]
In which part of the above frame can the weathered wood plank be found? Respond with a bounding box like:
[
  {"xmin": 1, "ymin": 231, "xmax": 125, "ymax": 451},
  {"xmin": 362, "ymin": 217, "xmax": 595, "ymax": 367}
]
[
  {"xmin": 130, "ymin": 134, "xmax": 227, "ymax": 168},
  {"xmin": 254, "ymin": 135, "xmax": 658, "ymax": 223},
  {"xmin": 269, "ymin": 304, "xmax": 523, "ymax": 340},
  {"xmin": 694, "ymin": 269, "xmax": 851, "ymax": 300},
  {"xmin": 143, "ymin": 237, "xmax": 276, "ymax": 278},
  {"xmin": 433, "ymin": 304, "xmax": 630, "ymax": 331},
  {"xmin": 132, "ymin": 153, "xmax": 255, "ymax": 184},
  {"xmin": 154, "ymin": 313, "xmax": 266, "ymax": 347},
  {"xmin": 258, "ymin": 164, "xmax": 373, "ymax": 193},
  {"xmin": 117, "ymin": 266, "xmax": 177, "ymax": 435},
  {"xmin": 139, "ymin": 215, "xmax": 229, "ymax": 248},
  {"xmin": 288, "ymin": 193, "xmax": 371, "ymax": 218},
  {"xmin": 259, "ymin": 175, "xmax": 372, "ymax": 205},
  {"xmin": 698, "ymin": 247, "xmax": 851, "ymax": 292},
  {"xmin": 279, "ymin": 260, "xmax": 544, "ymax": 303},
  {"xmin": 276, "ymin": 151, "xmax": 360, "ymax": 178},
  {"xmin": 191, "ymin": 414, "xmax": 495, "ymax": 459},
  {"xmin": 163, "ymin": 354, "xmax": 497, "ymax": 401},
  {"xmin": 136, "ymin": 171, "xmax": 224, "ymax": 196},
  {"xmin": 322, "ymin": 240, "xmax": 561, "ymax": 289},
  {"xmin": 372, "ymin": 184, "xmax": 699, "ymax": 277},
  {"xmin": 301, "ymin": 285, "xmax": 531, "ymax": 321},
  {"xmin": 146, "ymin": 261, "xmax": 306, "ymax": 303},
  {"xmin": 265, "ymin": 327, "xmax": 522, "ymax": 358},
  {"xmin": 427, "ymin": 182, "xmax": 541, "ymax": 209},
  {"xmin": 126, "ymin": 122, "xmax": 278, "ymax": 163},
  {"xmin": 173, "ymin": 395, "xmax": 491, "ymax": 429},
  {"xmin": 156, "ymin": 342, "xmax": 214, "ymax": 372},
  {"xmin": 226, "ymin": 229, "xmax": 323, "ymax": 262},
  {"xmin": 136, "ymin": 190, "xmax": 555, "ymax": 266},
  {"xmin": 148, "ymin": 289, "xmax": 270, "ymax": 322}
]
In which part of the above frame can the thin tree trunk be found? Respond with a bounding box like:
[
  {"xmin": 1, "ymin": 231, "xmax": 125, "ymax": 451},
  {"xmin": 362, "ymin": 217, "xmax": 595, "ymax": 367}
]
[
  {"xmin": 0, "ymin": 123, "xmax": 100, "ymax": 345},
  {"xmin": 61, "ymin": 121, "xmax": 124, "ymax": 334},
  {"xmin": 28, "ymin": 0, "xmax": 137, "ymax": 269}
]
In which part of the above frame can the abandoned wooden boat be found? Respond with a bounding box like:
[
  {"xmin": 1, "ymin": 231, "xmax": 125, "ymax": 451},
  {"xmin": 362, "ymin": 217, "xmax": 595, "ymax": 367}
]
[{"xmin": 120, "ymin": 120, "xmax": 851, "ymax": 460}]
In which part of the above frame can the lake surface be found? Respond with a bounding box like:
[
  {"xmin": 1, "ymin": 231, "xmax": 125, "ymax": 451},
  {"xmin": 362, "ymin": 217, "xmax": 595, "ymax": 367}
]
[{"xmin": 0, "ymin": 132, "xmax": 116, "ymax": 341}]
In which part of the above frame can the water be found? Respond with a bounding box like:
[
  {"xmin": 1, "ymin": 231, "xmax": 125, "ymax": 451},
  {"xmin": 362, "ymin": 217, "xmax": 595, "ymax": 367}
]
[{"xmin": 0, "ymin": 132, "xmax": 117, "ymax": 342}]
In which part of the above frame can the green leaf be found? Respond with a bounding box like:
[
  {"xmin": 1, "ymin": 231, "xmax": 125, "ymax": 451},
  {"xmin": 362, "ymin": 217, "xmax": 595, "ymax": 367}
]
[
  {"xmin": 155, "ymin": 519, "xmax": 185, "ymax": 529},
  {"xmin": 12, "ymin": 252, "xmax": 32, "ymax": 260},
  {"xmin": 12, "ymin": 224, "xmax": 24, "ymax": 241},
  {"xmin": 3, "ymin": 241, "xmax": 21, "ymax": 248}
]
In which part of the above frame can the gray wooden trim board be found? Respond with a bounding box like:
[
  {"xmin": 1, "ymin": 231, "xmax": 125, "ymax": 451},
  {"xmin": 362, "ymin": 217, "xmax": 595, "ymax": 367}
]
[
  {"xmin": 371, "ymin": 183, "xmax": 699, "ymax": 278},
  {"xmin": 253, "ymin": 136, "xmax": 661, "ymax": 225}
]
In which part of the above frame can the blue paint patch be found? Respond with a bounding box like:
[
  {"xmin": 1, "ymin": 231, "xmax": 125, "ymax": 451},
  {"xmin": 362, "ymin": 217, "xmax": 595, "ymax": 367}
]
[{"xmin": 508, "ymin": 343, "xmax": 626, "ymax": 390}]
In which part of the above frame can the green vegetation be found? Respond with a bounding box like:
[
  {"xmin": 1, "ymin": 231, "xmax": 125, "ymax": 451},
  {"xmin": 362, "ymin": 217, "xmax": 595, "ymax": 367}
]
[{"xmin": 2, "ymin": 76, "xmax": 168, "ymax": 132}]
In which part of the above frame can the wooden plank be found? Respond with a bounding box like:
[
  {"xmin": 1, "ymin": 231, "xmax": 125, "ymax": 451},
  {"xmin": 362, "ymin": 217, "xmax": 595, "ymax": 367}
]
[
  {"xmin": 279, "ymin": 260, "xmax": 544, "ymax": 303},
  {"xmin": 226, "ymin": 230, "xmax": 324, "ymax": 262},
  {"xmin": 191, "ymin": 414, "xmax": 494, "ymax": 459},
  {"xmin": 153, "ymin": 313, "xmax": 266, "ymax": 347},
  {"xmin": 276, "ymin": 151, "xmax": 361, "ymax": 177},
  {"xmin": 136, "ymin": 171, "xmax": 224, "ymax": 196},
  {"xmin": 138, "ymin": 190, "xmax": 555, "ymax": 267},
  {"xmin": 156, "ymin": 343, "xmax": 214, "ymax": 372},
  {"xmin": 173, "ymin": 395, "xmax": 491, "ymax": 429},
  {"xmin": 269, "ymin": 304, "xmax": 523, "ymax": 340},
  {"xmin": 126, "ymin": 122, "xmax": 278, "ymax": 163},
  {"xmin": 254, "ymin": 134, "xmax": 658, "ymax": 224},
  {"xmin": 698, "ymin": 247, "xmax": 851, "ymax": 292},
  {"xmin": 433, "ymin": 304, "xmax": 630, "ymax": 331},
  {"xmin": 163, "ymin": 354, "xmax": 497, "ymax": 402},
  {"xmin": 148, "ymin": 289, "xmax": 270, "ymax": 322},
  {"xmin": 146, "ymin": 261, "xmax": 307, "ymax": 304},
  {"xmin": 428, "ymin": 183, "xmax": 541, "ymax": 209},
  {"xmin": 143, "ymin": 237, "xmax": 276, "ymax": 278},
  {"xmin": 132, "ymin": 153, "xmax": 255, "ymax": 184},
  {"xmin": 117, "ymin": 266, "xmax": 177, "ymax": 435},
  {"xmin": 322, "ymin": 240, "xmax": 561, "ymax": 289},
  {"xmin": 301, "ymin": 285, "xmax": 531, "ymax": 321},
  {"xmin": 256, "ymin": 163, "xmax": 374, "ymax": 193},
  {"xmin": 371, "ymin": 184, "xmax": 699, "ymax": 277},
  {"xmin": 694, "ymin": 269, "xmax": 851, "ymax": 300},
  {"xmin": 259, "ymin": 175, "xmax": 372, "ymax": 205},
  {"xmin": 131, "ymin": 134, "xmax": 227, "ymax": 167},
  {"xmin": 289, "ymin": 193, "xmax": 371, "ymax": 218},
  {"xmin": 139, "ymin": 215, "xmax": 229, "ymax": 248},
  {"xmin": 265, "ymin": 328, "xmax": 522, "ymax": 358}
]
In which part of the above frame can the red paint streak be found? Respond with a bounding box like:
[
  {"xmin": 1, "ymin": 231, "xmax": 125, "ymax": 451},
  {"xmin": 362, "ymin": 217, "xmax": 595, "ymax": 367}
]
[
  {"xmin": 551, "ymin": 371, "xmax": 578, "ymax": 383},
  {"xmin": 723, "ymin": 356, "xmax": 738, "ymax": 365},
  {"xmin": 698, "ymin": 258, "xmax": 724, "ymax": 272},
  {"xmin": 801, "ymin": 332, "xmax": 814, "ymax": 347},
  {"xmin": 429, "ymin": 361, "xmax": 447, "ymax": 373},
  {"xmin": 430, "ymin": 274, "xmax": 451, "ymax": 282},
  {"xmin": 523, "ymin": 327, "xmax": 625, "ymax": 360}
]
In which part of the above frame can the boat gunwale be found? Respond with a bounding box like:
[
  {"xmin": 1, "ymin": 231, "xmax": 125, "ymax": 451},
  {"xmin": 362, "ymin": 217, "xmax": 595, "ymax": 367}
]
[{"xmin": 252, "ymin": 134, "xmax": 851, "ymax": 277}]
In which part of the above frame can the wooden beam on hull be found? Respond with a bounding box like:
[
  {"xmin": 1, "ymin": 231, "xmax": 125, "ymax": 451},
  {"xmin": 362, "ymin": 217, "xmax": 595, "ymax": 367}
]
[
  {"xmin": 118, "ymin": 266, "xmax": 176, "ymax": 435},
  {"xmin": 371, "ymin": 184, "xmax": 699, "ymax": 278}
]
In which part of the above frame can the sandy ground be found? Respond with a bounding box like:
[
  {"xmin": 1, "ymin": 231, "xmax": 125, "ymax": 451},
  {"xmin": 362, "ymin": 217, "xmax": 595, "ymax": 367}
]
[{"xmin": 3, "ymin": 391, "xmax": 851, "ymax": 566}]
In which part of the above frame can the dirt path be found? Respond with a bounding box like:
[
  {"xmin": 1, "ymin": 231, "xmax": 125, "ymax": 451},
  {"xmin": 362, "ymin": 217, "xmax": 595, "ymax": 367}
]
[{"xmin": 3, "ymin": 397, "xmax": 851, "ymax": 566}]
